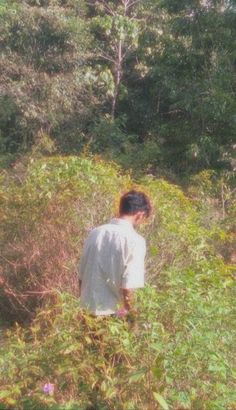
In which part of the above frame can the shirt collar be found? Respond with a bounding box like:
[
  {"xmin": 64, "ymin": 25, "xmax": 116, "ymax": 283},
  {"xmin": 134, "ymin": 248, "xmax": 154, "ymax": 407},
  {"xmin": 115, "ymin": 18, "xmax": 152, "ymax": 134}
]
[{"xmin": 110, "ymin": 218, "xmax": 135, "ymax": 230}]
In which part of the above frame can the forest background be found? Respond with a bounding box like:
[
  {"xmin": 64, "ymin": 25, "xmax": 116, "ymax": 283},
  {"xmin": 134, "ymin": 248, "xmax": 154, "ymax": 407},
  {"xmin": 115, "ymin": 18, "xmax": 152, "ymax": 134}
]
[
  {"xmin": 0, "ymin": 1, "xmax": 236, "ymax": 409},
  {"xmin": 1, "ymin": 0, "xmax": 236, "ymax": 175}
]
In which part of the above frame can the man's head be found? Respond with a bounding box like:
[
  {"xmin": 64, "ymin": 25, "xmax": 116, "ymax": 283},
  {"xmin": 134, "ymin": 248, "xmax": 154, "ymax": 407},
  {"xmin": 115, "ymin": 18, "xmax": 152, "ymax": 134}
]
[{"xmin": 119, "ymin": 190, "xmax": 152, "ymax": 226}]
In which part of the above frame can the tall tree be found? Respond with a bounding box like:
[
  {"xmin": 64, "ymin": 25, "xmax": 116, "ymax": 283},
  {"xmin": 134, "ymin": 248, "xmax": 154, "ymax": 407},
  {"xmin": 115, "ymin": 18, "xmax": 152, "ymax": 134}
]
[{"xmin": 90, "ymin": 0, "xmax": 141, "ymax": 118}]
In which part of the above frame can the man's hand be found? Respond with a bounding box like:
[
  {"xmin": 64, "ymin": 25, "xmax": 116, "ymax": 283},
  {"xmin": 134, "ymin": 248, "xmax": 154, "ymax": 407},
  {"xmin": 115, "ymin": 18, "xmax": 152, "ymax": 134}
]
[
  {"xmin": 121, "ymin": 288, "xmax": 134, "ymax": 311},
  {"xmin": 115, "ymin": 307, "xmax": 129, "ymax": 318},
  {"xmin": 78, "ymin": 279, "xmax": 82, "ymax": 297}
]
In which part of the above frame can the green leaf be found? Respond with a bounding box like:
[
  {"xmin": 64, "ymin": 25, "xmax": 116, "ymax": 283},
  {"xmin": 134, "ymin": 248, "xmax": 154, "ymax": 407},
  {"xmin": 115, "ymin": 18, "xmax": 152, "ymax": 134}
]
[
  {"xmin": 129, "ymin": 368, "xmax": 147, "ymax": 383},
  {"xmin": 0, "ymin": 390, "xmax": 12, "ymax": 399},
  {"xmin": 152, "ymin": 366, "xmax": 163, "ymax": 379},
  {"xmin": 153, "ymin": 392, "xmax": 169, "ymax": 410}
]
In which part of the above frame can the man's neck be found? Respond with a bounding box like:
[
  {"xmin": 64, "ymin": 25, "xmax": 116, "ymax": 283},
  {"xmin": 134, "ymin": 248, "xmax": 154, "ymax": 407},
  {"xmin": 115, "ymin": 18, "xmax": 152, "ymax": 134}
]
[{"xmin": 119, "ymin": 214, "xmax": 136, "ymax": 227}]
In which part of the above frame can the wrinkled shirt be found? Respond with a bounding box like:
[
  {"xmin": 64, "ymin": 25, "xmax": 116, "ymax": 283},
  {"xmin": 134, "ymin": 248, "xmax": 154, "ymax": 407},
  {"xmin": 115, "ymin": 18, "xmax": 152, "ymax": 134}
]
[{"xmin": 78, "ymin": 218, "xmax": 146, "ymax": 315}]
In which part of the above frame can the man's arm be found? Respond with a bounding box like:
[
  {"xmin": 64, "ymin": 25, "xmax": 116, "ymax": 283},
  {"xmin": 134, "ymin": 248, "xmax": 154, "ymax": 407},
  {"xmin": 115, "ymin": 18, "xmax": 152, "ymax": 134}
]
[
  {"xmin": 120, "ymin": 238, "xmax": 146, "ymax": 310},
  {"xmin": 78, "ymin": 279, "xmax": 82, "ymax": 297},
  {"xmin": 78, "ymin": 241, "xmax": 88, "ymax": 297}
]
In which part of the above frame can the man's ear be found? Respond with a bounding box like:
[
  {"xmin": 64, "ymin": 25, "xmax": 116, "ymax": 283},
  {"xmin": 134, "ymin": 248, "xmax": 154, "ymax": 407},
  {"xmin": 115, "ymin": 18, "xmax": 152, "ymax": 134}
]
[{"xmin": 134, "ymin": 211, "xmax": 145, "ymax": 224}]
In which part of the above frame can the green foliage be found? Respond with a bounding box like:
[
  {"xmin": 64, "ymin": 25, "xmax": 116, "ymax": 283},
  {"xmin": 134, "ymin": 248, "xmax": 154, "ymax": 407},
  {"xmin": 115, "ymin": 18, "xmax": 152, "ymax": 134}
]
[
  {"xmin": 116, "ymin": 139, "xmax": 162, "ymax": 176},
  {"xmin": 1, "ymin": 0, "xmax": 235, "ymax": 176},
  {"xmin": 90, "ymin": 115, "xmax": 127, "ymax": 154},
  {"xmin": 0, "ymin": 155, "xmax": 235, "ymax": 408},
  {"xmin": 119, "ymin": 0, "xmax": 236, "ymax": 173},
  {"xmin": 0, "ymin": 276, "xmax": 235, "ymax": 409},
  {"xmin": 1, "ymin": 155, "xmax": 235, "ymax": 320},
  {"xmin": 1, "ymin": 0, "xmax": 236, "ymax": 407},
  {"xmin": 90, "ymin": 0, "xmax": 141, "ymax": 117},
  {"xmin": 186, "ymin": 169, "xmax": 236, "ymax": 264},
  {"xmin": 0, "ymin": 0, "xmax": 93, "ymax": 154},
  {"xmin": 0, "ymin": 155, "xmax": 131, "ymax": 320}
]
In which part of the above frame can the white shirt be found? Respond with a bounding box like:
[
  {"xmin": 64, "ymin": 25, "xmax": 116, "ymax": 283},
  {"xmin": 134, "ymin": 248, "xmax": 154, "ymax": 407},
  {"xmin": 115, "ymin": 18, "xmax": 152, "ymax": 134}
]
[{"xmin": 78, "ymin": 218, "xmax": 146, "ymax": 315}]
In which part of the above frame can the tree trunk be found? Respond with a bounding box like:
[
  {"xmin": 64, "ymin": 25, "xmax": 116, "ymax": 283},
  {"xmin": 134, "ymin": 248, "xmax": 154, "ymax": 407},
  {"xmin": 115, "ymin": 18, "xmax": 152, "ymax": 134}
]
[{"xmin": 111, "ymin": 39, "xmax": 123, "ymax": 119}]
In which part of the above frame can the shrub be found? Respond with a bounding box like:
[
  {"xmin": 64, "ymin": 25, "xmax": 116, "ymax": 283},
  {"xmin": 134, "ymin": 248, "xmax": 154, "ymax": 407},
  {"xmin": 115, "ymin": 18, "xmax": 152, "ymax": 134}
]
[
  {"xmin": 1, "ymin": 156, "xmax": 235, "ymax": 321},
  {"xmin": 0, "ymin": 155, "xmax": 130, "ymax": 321}
]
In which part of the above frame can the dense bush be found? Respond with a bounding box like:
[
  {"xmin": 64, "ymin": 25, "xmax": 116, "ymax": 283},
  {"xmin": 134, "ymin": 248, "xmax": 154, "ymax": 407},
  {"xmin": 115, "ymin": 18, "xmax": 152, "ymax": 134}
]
[
  {"xmin": 0, "ymin": 155, "xmax": 130, "ymax": 321},
  {"xmin": 1, "ymin": 156, "xmax": 235, "ymax": 307},
  {"xmin": 1, "ymin": 155, "xmax": 231, "ymax": 321}
]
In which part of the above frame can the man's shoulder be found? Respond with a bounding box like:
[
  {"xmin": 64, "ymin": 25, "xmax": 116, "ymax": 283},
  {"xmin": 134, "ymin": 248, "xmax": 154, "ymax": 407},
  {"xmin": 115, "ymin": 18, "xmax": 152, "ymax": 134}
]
[
  {"xmin": 88, "ymin": 222, "xmax": 121, "ymax": 237},
  {"xmin": 93, "ymin": 222, "xmax": 116, "ymax": 233},
  {"xmin": 88, "ymin": 221, "xmax": 145, "ymax": 245}
]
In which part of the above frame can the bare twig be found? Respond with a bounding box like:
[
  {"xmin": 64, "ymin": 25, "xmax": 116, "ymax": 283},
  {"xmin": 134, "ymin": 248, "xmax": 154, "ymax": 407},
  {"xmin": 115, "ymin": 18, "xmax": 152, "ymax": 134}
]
[{"xmin": 98, "ymin": 53, "xmax": 116, "ymax": 64}]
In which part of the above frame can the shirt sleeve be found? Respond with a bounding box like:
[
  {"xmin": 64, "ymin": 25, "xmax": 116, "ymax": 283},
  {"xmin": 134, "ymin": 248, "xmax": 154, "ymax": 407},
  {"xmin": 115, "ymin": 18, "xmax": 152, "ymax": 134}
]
[{"xmin": 121, "ymin": 236, "xmax": 146, "ymax": 289}]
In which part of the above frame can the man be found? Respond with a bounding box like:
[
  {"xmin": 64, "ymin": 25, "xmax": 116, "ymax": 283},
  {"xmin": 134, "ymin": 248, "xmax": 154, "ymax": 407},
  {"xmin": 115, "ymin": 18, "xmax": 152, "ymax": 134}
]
[{"xmin": 78, "ymin": 190, "xmax": 151, "ymax": 317}]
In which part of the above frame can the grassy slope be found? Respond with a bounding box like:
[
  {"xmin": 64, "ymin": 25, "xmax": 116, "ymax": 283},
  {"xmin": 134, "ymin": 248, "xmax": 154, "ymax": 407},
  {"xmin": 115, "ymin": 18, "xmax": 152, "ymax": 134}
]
[{"xmin": 0, "ymin": 156, "xmax": 235, "ymax": 410}]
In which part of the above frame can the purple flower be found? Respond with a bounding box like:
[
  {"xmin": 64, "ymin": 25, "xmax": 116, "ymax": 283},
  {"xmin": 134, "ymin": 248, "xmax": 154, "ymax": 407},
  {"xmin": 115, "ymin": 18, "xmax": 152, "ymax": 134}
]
[{"xmin": 43, "ymin": 383, "xmax": 54, "ymax": 395}]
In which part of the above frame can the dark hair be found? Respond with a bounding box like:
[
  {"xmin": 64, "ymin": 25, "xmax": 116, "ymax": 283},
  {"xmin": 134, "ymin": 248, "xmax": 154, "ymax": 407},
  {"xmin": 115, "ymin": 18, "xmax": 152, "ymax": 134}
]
[{"xmin": 119, "ymin": 190, "xmax": 151, "ymax": 217}]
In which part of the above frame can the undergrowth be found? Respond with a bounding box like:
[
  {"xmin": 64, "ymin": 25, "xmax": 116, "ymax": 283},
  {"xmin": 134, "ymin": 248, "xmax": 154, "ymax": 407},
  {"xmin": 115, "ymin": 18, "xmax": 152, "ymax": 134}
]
[
  {"xmin": 0, "ymin": 280, "xmax": 235, "ymax": 410},
  {"xmin": 0, "ymin": 155, "xmax": 235, "ymax": 409}
]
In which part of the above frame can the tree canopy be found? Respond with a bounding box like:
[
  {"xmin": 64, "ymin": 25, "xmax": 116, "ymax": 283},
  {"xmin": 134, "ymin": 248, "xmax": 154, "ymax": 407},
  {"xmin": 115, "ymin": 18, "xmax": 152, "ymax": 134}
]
[{"xmin": 0, "ymin": 0, "xmax": 235, "ymax": 175}]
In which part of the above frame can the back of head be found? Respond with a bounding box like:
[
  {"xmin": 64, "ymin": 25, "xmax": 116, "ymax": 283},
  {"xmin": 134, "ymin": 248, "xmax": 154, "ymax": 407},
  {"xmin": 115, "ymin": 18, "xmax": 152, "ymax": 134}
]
[{"xmin": 119, "ymin": 190, "xmax": 151, "ymax": 218}]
